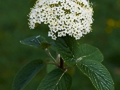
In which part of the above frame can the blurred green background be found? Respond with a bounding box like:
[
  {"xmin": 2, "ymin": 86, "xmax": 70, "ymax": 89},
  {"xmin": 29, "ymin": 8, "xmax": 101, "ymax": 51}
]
[{"xmin": 0, "ymin": 0, "xmax": 120, "ymax": 90}]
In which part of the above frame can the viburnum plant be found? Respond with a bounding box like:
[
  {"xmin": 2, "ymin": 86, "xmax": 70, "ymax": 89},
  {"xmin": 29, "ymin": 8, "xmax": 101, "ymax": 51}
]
[{"xmin": 13, "ymin": 0, "xmax": 114, "ymax": 90}]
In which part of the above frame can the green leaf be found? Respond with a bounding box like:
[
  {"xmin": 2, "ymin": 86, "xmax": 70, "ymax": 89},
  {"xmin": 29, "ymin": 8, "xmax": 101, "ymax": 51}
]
[
  {"xmin": 20, "ymin": 35, "xmax": 51, "ymax": 49},
  {"xmin": 55, "ymin": 36, "xmax": 103, "ymax": 66},
  {"xmin": 38, "ymin": 69, "xmax": 72, "ymax": 90},
  {"xmin": 12, "ymin": 59, "xmax": 45, "ymax": 90},
  {"xmin": 76, "ymin": 60, "xmax": 114, "ymax": 90},
  {"xmin": 55, "ymin": 36, "xmax": 79, "ymax": 66},
  {"xmin": 47, "ymin": 64, "xmax": 56, "ymax": 73},
  {"xmin": 49, "ymin": 41, "xmax": 57, "ymax": 51},
  {"xmin": 76, "ymin": 44, "xmax": 103, "ymax": 62}
]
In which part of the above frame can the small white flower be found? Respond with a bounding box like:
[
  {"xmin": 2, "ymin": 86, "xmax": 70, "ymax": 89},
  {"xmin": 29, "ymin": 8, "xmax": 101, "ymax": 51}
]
[{"xmin": 28, "ymin": 0, "xmax": 93, "ymax": 40}]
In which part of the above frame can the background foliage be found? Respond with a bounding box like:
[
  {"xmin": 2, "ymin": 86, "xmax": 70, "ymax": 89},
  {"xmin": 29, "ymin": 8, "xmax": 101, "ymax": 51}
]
[{"xmin": 0, "ymin": 0, "xmax": 120, "ymax": 90}]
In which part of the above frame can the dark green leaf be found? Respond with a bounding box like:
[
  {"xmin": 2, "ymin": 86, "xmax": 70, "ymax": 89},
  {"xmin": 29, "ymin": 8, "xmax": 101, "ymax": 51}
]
[
  {"xmin": 77, "ymin": 60, "xmax": 114, "ymax": 90},
  {"xmin": 49, "ymin": 41, "xmax": 57, "ymax": 51},
  {"xmin": 55, "ymin": 36, "xmax": 79, "ymax": 66},
  {"xmin": 47, "ymin": 64, "xmax": 56, "ymax": 73},
  {"xmin": 76, "ymin": 44, "xmax": 103, "ymax": 62},
  {"xmin": 55, "ymin": 36, "xmax": 103, "ymax": 66},
  {"xmin": 12, "ymin": 59, "xmax": 45, "ymax": 90},
  {"xmin": 38, "ymin": 69, "xmax": 72, "ymax": 90},
  {"xmin": 20, "ymin": 35, "xmax": 51, "ymax": 49}
]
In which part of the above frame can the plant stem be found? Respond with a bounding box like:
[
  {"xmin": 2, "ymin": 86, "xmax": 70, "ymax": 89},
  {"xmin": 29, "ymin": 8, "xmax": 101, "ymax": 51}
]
[
  {"xmin": 59, "ymin": 57, "xmax": 64, "ymax": 69},
  {"xmin": 45, "ymin": 48, "xmax": 56, "ymax": 63},
  {"xmin": 56, "ymin": 53, "xmax": 60, "ymax": 63}
]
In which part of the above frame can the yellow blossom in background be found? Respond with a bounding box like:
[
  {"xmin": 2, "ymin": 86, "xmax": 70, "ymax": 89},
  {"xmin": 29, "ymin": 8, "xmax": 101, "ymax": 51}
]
[{"xmin": 106, "ymin": 18, "xmax": 120, "ymax": 34}]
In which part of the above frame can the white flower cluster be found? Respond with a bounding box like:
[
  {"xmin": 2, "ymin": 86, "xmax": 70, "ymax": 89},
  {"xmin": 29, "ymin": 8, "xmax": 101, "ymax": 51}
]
[{"xmin": 29, "ymin": 0, "xmax": 93, "ymax": 40}]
